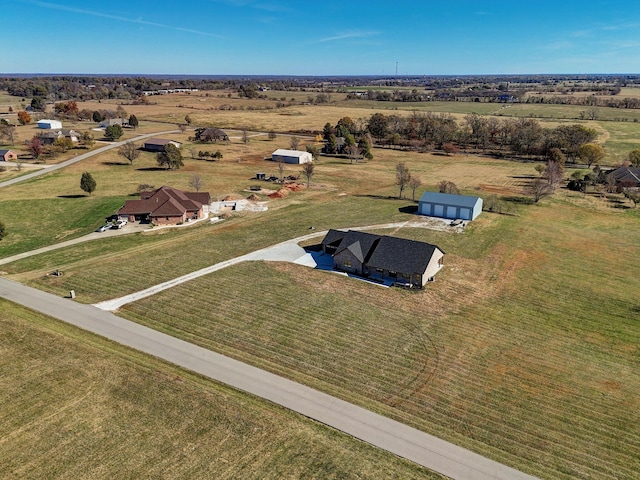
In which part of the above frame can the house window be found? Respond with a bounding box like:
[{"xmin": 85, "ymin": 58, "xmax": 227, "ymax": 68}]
[
  {"xmin": 343, "ymin": 260, "xmax": 352, "ymax": 268},
  {"xmin": 402, "ymin": 273, "xmax": 411, "ymax": 280},
  {"xmin": 389, "ymin": 271, "xmax": 397, "ymax": 278}
]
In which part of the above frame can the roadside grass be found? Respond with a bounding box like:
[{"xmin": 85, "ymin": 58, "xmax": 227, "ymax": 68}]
[
  {"xmin": 6, "ymin": 195, "xmax": 413, "ymax": 301},
  {"xmin": 115, "ymin": 198, "xmax": 640, "ymax": 480},
  {"xmin": 0, "ymin": 196, "xmax": 127, "ymax": 258},
  {"xmin": 0, "ymin": 300, "xmax": 440, "ymax": 480}
]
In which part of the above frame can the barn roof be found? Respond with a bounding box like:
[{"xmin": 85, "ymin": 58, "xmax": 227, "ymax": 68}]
[
  {"xmin": 272, "ymin": 149, "xmax": 309, "ymax": 157},
  {"xmin": 418, "ymin": 191, "xmax": 481, "ymax": 208}
]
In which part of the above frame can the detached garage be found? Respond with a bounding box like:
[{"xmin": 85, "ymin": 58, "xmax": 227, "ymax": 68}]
[
  {"xmin": 418, "ymin": 192, "xmax": 483, "ymax": 221},
  {"xmin": 272, "ymin": 149, "xmax": 312, "ymax": 164}
]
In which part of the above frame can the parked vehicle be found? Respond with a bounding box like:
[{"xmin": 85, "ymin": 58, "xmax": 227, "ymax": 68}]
[
  {"xmin": 114, "ymin": 219, "xmax": 128, "ymax": 229},
  {"xmin": 96, "ymin": 224, "xmax": 112, "ymax": 232}
]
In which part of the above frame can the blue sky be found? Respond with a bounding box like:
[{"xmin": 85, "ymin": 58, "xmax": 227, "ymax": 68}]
[{"xmin": 3, "ymin": 0, "xmax": 640, "ymax": 75}]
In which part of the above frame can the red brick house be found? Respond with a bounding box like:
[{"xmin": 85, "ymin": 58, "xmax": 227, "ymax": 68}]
[
  {"xmin": 117, "ymin": 186, "xmax": 210, "ymax": 225},
  {"xmin": 0, "ymin": 149, "xmax": 18, "ymax": 162}
]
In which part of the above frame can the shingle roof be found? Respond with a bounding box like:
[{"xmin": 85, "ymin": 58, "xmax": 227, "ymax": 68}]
[
  {"xmin": 144, "ymin": 138, "xmax": 179, "ymax": 147},
  {"xmin": 322, "ymin": 229, "xmax": 443, "ymax": 276},
  {"xmin": 608, "ymin": 166, "xmax": 640, "ymax": 185},
  {"xmin": 418, "ymin": 191, "xmax": 481, "ymax": 208},
  {"xmin": 118, "ymin": 186, "xmax": 209, "ymax": 218}
]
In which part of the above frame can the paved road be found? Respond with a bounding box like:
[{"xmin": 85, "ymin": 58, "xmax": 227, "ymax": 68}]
[
  {"xmin": 0, "ymin": 277, "xmax": 537, "ymax": 480},
  {"xmin": 0, "ymin": 129, "xmax": 179, "ymax": 189}
]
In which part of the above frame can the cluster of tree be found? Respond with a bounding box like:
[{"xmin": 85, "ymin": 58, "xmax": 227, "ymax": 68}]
[
  {"xmin": 197, "ymin": 150, "xmax": 223, "ymax": 161},
  {"xmin": 365, "ymin": 112, "xmax": 600, "ymax": 161},
  {"xmin": 53, "ymin": 101, "xmax": 79, "ymax": 118},
  {"xmin": 322, "ymin": 117, "xmax": 373, "ymax": 162}
]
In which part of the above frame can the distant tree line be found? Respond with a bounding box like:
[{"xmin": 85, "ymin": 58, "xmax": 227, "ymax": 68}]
[{"xmin": 363, "ymin": 112, "xmax": 599, "ymax": 162}]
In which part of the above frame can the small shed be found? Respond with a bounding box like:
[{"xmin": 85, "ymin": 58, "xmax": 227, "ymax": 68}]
[
  {"xmin": 418, "ymin": 192, "xmax": 483, "ymax": 221},
  {"xmin": 37, "ymin": 119, "xmax": 62, "ymax": 129},
  {"xmin": 272, "ymin": 149, "xmax": 312, "ymax": 164},
  {"xmin": 143, "ymin": 138, "xmax": 181, "ymax": 152},
  {"xmin": 0, "ymin": 149, "xmax": 18, "ymax": 162}
]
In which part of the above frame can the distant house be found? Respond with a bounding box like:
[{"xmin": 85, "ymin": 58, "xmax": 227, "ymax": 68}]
[
  {"xmin": 321, "ymin": 229, "xmax": 445, "ymax": 288},
  {"xmin": 0, "ymin": 149, "xmax": 18, "ymax": 161},
  {"xmin": 198, "ymin": 128, "xmax": 229, "ymax": 142},
  {"xmin": 418, "ymin": 192, "xmax": 483, "ymax": 221},
  {"xmin": 272, "ymin": 149, "xmax": 312, "ymax": 164},
  {"xmin": 607, "ymin": 166, "xmax": 640, "ymax": 191},
  {"xmin": 37, "ymin": 119, "xmax": 62, "ymax": 129},
  {"xmin": 143, "ymin": 138, "xmax": 181, "ymax": 152},
  {"xmin": 37, "ymin": 129, "xmax": 80, "ymax": 145},
  {"xmin": 99, "ymin": 118, "xmax": 128, "ymax": 128},
  {"xmin": 117, "ymin": 186, "xmax": 211, "ymax": 225}
]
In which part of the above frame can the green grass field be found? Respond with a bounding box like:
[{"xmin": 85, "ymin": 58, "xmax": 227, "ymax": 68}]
[
  {"xmin": 1, "ymin": 89, "xmax": 640, "ymax": 479},
  {"xmin": 0, "ymin": 300, "xmax": 440, "ymax": 479}
]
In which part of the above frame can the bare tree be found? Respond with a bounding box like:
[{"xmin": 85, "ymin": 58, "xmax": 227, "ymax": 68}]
[
  {"xmin": 242, "ymin": 129, "xmax": 249, "ymax": 144},
  {"xmin": 188, "ymin": 174, "xmax": 204, "ymax": 192},
  {"xmin": 439, "ymin": 180, "xmax": 460, "ymax": 195},
  {"xmin": 409, "ymin": 176, "xmax": 422, "ymax": 201},
  {"xmin": 526, "ymin": 177, "xmax": 552, "ymax": 203},
  {"xmin": 345, "ymin": 145, "xmax": 361, "ymax": 164},
  {"xmin": 289, "ymin": 136, "xmax": 300, "ymax": 150},
  {"xmin": 178, "ymin": 124, "xmax": 187, "ymax": 133},
  {"xmin": 396, "ymin": 162, "xmax": 411, "ymax": 199},
  {"xmin": 268, "ymin": 130, "xmax": 277, "ymax": 141},
  {"xmin": 277, "ymin": 159, "xmax": 285, "ymax": 180},
  {"xmin": 301, "ymin": 162, "xmax": 315, "ymax": 188},
  {"xmin": 118, "ymin": 142, "xmax": 140, "ymax": 165}
]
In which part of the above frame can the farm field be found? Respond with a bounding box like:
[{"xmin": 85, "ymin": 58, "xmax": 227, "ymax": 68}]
[
  {"xmin": 112, "ymin": 196, "xmax": 640, "ymax": 480},
  {"xmin": 1, "ymin": 87, "xmax": 640, "ymax": 479},
  {"xmin": 0, "ymin": 300, "xmax": 440, "ymax": 480}
]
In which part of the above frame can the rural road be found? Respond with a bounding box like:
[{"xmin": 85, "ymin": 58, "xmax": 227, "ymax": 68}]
[
  {"xmin": 0, "ymin": 277, "xmax": 538, "ymax": 480},
  {"xmin": 0, "ymin": 129, "xmax": 179, "ymax": 189}
]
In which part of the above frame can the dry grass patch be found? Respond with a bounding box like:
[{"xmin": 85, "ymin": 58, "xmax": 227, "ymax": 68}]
[{"xmin": 0, "ymin": 300, "xmax": 441, "ymax": 480}]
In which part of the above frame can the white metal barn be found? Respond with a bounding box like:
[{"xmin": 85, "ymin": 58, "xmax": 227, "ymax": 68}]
[
  {"xmin": 37, "ymin": 119, "xmax": 63, "ymax": 129},
  {"xmin": 272, "ymin": 149, "xmax": 312, "ymax": 164},
  {"xmin": 418, "ymin": 192, "xmax": 483, "ymax": 221}
]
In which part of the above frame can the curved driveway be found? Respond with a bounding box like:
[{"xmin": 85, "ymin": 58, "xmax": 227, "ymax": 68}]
[{"xmin": 0, "ymin": 277, "xmax": 538, "ymax": 480}]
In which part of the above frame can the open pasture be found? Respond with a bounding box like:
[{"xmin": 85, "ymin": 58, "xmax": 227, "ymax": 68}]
[
  {"xmin": 115, "ymin": 197, "xmax": 640, "ymax": 480},
  {"xmin": 0, "ymin": 300, "xmax": 439, "ymax": 480}
]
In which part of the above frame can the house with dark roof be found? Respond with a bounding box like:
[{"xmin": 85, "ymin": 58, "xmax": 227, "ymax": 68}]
[
  {"xmin": 143, "ymin": 138, "xmax": 181, "ymax": 152},
  {"xmin": 321, "ymin": 229, "xmax": 445, "ymax": 288},
  {"xmin": 607, "ymin": 166, "xmax": 640, "ymax": 191},
  {"xmin": 0, "ymin": 149, "xmax": 18, "ymax": 162},
  {"xmin": 117, "ymin": 186, "xmax": 211, "ymax": 225},
  {"xmin": 198, "ymin": 128, "xmax": 229, "ymax": 142}
]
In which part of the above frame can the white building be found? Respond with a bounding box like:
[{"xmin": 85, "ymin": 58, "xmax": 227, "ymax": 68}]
[
  {"xmin": 271, "ymin": 149, "xmax": 312, "ymax": 164},
  {"xmin": 37, "ymin": 119, "xmax": 62, "ymax": 129}
]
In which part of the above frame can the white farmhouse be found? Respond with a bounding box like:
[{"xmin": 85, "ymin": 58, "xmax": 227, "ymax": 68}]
[
  {"xmin": 272, "ymin": 149, "xmax": 312, "ymax": 164},
  {"xmin": 37, "ymin": 119, "xmax": 63, "ymax": 129}
]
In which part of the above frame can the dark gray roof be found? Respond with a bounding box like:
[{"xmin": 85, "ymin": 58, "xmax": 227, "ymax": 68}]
[
  {"xmin": 322, "ymin": 229, "xmax": 443, "ymax": 275},
  {"xmin": 608, "ymin": 166, "xmax": 640, "ymax": 185},
  {"xmin": 419, "ymin": 191, "xmax": 481, "ymax": 208},
  {"xmin": 367, "ymin": 236, "xmax": 438, "ymax": 274},
  {"xmin": 0, "ymin": 149, "xmax": 15, "ymax": 156}
]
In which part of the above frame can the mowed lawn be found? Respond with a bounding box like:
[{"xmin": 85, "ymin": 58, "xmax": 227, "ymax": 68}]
[
  {"xmin": 0, "ymin": 300, "xmax": 440, "ymax": 480},
  {"xmin": 111, "ymin": 198, "xmax": 640, "ymax": 480}
]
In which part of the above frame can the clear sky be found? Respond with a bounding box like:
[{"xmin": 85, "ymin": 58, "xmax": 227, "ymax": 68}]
[{"xmin": 3, "ymin": 0, "xmax": 640, "ymax": 75}]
